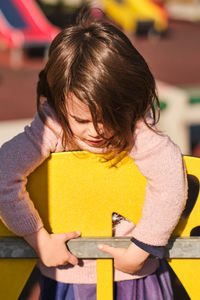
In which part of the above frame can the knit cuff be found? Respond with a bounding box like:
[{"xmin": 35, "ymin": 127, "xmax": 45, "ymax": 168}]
[{"xmin": 131, "ymin": 237, "xmax": 165, "ymax": 259}]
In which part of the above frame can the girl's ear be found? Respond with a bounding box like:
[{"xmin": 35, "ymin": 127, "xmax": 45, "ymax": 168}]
[
  {"xmin": 37, "ymin": 70, "xmax": 52, "ymax": 115},
  {"xmin": 37, "ymin": 70, "xmax": 52, "ymax": 102},
  {"xmin": 37, "ymin": 70, "xmax": 47, "ymax": 98}
]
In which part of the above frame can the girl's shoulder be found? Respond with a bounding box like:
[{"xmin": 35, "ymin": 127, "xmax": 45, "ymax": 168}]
[
  {"xmin": 35, "ymin": 101, "xmax": 63, "ymax": 140},
  {"xmin": 131, "ymin": 116, "xmax": 181, "ymax": 160},
  {"xmin": 5, "ymin": 101, "xmax": 64, "ymax": 156},
  {"xmin": 40, "ymin": 101, "xmax": 60, "ymax": 126}
]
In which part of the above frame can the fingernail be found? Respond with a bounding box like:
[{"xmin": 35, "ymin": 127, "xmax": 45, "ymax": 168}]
[
  {"xmin": 76, "ymin": 231, "xmax": 81, "ymax": 235},
  {"xmin": 98, "ymin": 244, "xmax": 103, "ymax": 249}
]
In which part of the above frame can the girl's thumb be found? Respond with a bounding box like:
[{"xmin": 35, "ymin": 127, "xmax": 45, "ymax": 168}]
[
  {"xmin": 64, "ymin": 231, "xmax": 81, "ymax": 241},
  {"xmin": 98, "ymin": 244, "xmax": 114, "ymax": 256}
]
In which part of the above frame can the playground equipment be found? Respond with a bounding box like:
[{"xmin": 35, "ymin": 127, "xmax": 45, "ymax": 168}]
[
  {"xmin": 0, "ymin": 0, "xmax": 59, "ymax": 65},
  {"xmin": 100, "ymin": 0, "xmax": 168, "ymax": 34},
  {"xmin": 157, "ymin": 81, "xmax": 200, "ymax": 155},
  {"xmin": 0, "ymin": 152, "xmax": 200, "ymax": 299}
]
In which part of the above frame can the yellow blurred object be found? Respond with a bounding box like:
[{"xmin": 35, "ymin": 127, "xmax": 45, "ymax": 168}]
[
  {"xmin": 0, "ymin": 152, "xmax": 199, "ymax": 299},
  {"xmin": 101, "ymin": 0, "xmax": 168, "ymax": 34}
]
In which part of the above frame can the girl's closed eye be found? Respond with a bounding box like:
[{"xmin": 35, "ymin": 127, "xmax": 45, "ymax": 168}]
[
  {"xmin": 69, "ymin": 114, "xmax": 89, "ymax": 124},
  {"xmin": 73, "ymin": 116, "xmax": 103, "ymax": 125},
  {"xmin": 75, "ymin": 118, "xmax": 90, "ymax": 124}
]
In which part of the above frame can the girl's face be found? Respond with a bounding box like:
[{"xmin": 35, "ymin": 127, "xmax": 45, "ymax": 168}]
[{"xmin": 66, "ymin": 94, "xmax": 107, "ymax": 148}]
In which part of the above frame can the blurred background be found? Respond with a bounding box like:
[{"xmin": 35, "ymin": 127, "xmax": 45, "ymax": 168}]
[
  {"xmin": 0, "ymin": 0, "xmax": 200, "ymax": 156},
  {"xmin": 0, "ymin": 0, "xmax": 199, "ymax": 299}
]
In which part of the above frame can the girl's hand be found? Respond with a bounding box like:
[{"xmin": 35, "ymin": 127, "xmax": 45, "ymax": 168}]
[
  {"xmin": 24, "ymin": 227, "xmax": 81, "ymax": 267},
  {"xmin": 98, "ymin": 242, "xmax": 149, "ymax": 274}
]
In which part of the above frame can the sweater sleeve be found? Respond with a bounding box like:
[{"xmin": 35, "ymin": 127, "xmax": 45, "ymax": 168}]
[
  {"xmin": 129, "ymin": 118, "xmax": 188, "ymax": 246},
  {"xmin": 0, "ymin": 102, "xmax": 63, "ymax": 236}
]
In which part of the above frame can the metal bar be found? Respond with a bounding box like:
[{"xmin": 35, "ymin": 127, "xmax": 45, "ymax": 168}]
[
  {"xmin": 0, "ymin": 237, "xmax": 37, "ymax": 258},
  {"xmin": 1, "ymin": 237, "xmax": 200, "ymax": 258}
]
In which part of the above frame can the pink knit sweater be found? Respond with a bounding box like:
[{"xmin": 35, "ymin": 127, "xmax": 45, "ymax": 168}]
[{"xmin": 0, "ymin": 102, "xmax": 187, "ymax": 283}]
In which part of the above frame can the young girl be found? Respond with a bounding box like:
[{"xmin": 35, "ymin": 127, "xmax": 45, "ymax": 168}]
[{"xmin": 0, "ymin": 8, "xmax": 187, "ymax": 300}]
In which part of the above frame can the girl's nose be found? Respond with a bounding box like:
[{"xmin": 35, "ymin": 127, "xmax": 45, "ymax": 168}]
[
  {"xmin": 88, "ymin": 124, "xmax": 98, "ymax": 138},
  {"xmin": 88, "ymin": 123, "xmax": 102, "ymax": 138}
]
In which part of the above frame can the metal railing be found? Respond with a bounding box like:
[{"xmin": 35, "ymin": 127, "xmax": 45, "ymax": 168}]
[{"xmin": 1, "ymin": 236, "xmax": 200, "ymax": 259}]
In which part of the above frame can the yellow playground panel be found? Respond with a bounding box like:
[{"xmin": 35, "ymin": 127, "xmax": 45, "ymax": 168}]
[
  {"xmin": 101, "ymin": 0, "xmax": 168, "ymax": 33},
  {"xmin": 0, "ymin": 152, "xmax": 199, "ymax": 299}
]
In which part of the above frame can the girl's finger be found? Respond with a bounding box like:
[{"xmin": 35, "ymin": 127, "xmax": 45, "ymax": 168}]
[
  {"xmin": 98, "ymin": 244, "xmax": 116, "ymax": 257},
  {"xmin": 63, "ymin": 231, "xmax": 81, "ymax": 241},
  {"xmin": 67, "ymin": 253, "xmax": 79, "ymax": 265}
]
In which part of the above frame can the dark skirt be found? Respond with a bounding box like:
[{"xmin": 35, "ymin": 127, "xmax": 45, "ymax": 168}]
[{"xmin": 39, "ymin": 260, "xmax": 173, "ymax": 300}]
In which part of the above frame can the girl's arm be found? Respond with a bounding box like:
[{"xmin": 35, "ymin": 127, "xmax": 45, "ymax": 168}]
[
  {"xmin": 0, "ymin": 102, "xmax": 80, "ymax": 267},
  {"xmin": 99, "ymin": 118, "xmax": 187, "ymax": 274},
  {"xmin": 0, "ymin": 102, "xmax": 59, "ymax": 235},
  {"xmin": 98, "ymin": 241, "xmax": 149, "ymax": 274},
  {"xmin": 130, "ymin": 119, "xmax": 187, "ymax": 246}
]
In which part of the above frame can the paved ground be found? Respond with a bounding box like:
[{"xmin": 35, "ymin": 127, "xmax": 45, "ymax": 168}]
[
  {"xmin": 133, "ymin": 20, "xmax": 200, "ymax": 87},
  {"xmin": 0, "ymin": 53, "xmax": 43, "ymax": 121}
]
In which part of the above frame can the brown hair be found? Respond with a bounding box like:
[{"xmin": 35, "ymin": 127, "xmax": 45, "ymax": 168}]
[{"xmin": 37, "ymin": 7, "xmax": 160, "ymax": 155}]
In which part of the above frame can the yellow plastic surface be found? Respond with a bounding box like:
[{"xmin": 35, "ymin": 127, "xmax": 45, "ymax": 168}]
[
  {"xmin": 27, "ymin": 151, "xmax": 146, "ymax": 300},
  {"xmin": 169, "ymin": 156, "xmax": 200, "ymax": 300},
  {"xmin": 0, "ymin": 259, "xmax": 37, "ymax": 300},
  {"xmin": 0, "ymin": 152, "xmax": 199, "ymax": 300}
]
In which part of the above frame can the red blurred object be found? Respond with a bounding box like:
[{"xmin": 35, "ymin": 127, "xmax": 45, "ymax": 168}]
[
  {"xmin": 150, "ymin": 0, "xmax": 169, "ymax": 19},
  {"xmin": 0, "ymin": 0, "xmax": 59, "ymax": 49}
]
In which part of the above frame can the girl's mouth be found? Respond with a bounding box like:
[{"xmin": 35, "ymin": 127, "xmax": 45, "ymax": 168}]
[
  {"xmin": 86, "ymin": 139, "xmax": 103, "ymax": 146},
  {"xmin": 87, "ymin": 139, "xmax": 102, "ymax": 144}
]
